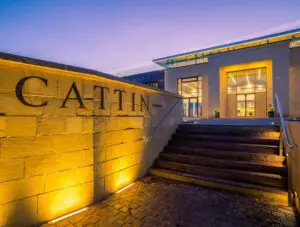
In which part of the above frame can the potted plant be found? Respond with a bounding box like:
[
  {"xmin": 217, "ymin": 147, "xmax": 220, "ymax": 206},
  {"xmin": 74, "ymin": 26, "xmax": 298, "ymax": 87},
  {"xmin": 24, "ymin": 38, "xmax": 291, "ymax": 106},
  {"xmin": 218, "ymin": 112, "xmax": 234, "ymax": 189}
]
[
  {"xmin": 214, "ymin": 109, "xmax": 220, "ymax": 118},
  {"xmin": 268, "ymin": 106, "xmax": 275, "ymax": 118}
]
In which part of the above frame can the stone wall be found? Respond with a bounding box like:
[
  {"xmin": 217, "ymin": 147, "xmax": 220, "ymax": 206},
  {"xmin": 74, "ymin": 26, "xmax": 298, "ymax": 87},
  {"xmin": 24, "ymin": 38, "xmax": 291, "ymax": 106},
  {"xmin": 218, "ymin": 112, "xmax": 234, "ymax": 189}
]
[
  {"xmin": 0, "ymin": 57, "xmax": 182, "ymax": 226},
  {"xmin": 286, "ymin": 121, "xmax": 300, "ymax": 214}
]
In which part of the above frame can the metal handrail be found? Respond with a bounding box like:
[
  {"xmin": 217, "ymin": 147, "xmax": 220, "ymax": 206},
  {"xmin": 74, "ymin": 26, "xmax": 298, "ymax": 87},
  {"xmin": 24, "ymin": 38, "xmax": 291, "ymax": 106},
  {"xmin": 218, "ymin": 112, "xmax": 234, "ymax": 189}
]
[
  {"xmin": 275, "ymin": 94, "xmax": 296, "ymax": 149},
  {"xmin": 150, "ymin": 98, "xmax": 181, "ymax": 136}
]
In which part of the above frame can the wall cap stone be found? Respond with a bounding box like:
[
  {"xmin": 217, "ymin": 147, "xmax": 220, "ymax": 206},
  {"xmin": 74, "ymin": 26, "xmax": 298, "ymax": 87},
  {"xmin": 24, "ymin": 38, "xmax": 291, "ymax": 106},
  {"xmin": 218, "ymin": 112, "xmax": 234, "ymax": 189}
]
[{"xmin": 0, "ymin": 52, "xmax": 181, "ymax": 98}]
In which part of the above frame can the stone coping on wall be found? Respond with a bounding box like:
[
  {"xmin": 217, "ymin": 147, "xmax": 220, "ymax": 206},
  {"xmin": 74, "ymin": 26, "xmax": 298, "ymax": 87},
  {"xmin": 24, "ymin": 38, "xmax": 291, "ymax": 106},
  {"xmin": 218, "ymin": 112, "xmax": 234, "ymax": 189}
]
[{"xmin": 0, "ymin": 52, "xmax": 180, "ymax": 98}]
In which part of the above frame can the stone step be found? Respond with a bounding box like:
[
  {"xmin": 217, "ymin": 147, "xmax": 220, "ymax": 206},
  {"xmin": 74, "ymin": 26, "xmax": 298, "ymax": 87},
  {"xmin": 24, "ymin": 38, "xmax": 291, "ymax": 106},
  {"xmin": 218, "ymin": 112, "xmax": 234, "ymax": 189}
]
[
  {"xmin": 149, "ymin": 168, "xmax": 288, "ymax": 206},
  {"xmin": 179, "ymin": 124, "xmax": 279, "ymax": 131},
  {"xmin": 177, "ymin": 125, "xmax": 280, "ymax": 139},
  {"xmin": 164, "ymin": 146, "xmax": 286, "ymax": 165},
  {"xmin": 169, "ymin": 139, "xmax": 279, "ymax": 154},
  {"xmin": 155, "ymin": 160, "xmax": 287, "ymax": 188},
  {"xmin": 160, "ymin": 153, "xmax": 287, "ymax": 175},
  {"xmin": 173, "ymin": 133, "xmax": 279, "ymax": 145}
]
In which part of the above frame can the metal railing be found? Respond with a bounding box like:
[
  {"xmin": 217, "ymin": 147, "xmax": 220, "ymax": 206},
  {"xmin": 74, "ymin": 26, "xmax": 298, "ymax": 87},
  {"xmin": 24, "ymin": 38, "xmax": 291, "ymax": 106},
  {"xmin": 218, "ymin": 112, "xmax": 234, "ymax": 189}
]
[
  {"xmin": 275, "ymin": 94, "xmax": 296, "ymax": 149},
  {"xmin": 150, "ymin": 98, "xmax": 181, "ymax": 137}
]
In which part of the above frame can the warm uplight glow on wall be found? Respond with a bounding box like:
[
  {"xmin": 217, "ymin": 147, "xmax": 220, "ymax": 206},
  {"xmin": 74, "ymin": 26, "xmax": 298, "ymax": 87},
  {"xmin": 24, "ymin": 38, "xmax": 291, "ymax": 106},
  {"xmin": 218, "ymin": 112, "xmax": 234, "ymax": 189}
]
[
  {"xmin": 49, "ymin": 189, "xmax": 81, "ymax": 217},
  {"xmin": 115, "ymin": 172, "xmax": 132, "ymax": 189},
  {"xmin": 48, "ymin": 207, "xmax": 89, "ymax": 224}
]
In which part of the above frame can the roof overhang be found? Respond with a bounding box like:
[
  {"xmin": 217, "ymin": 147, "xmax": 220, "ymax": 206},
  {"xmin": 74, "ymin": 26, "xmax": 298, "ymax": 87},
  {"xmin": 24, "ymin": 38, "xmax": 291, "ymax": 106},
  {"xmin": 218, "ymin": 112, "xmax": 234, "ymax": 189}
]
[{"xmin": 153, "ymin": 28, "xmax": 300, "ymax": 69}]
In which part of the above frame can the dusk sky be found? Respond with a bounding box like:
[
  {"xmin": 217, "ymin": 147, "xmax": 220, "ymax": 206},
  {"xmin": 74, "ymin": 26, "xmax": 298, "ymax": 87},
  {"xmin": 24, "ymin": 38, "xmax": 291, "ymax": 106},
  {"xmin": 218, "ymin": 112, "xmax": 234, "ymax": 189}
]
[{"xmin": 1, "ymin": 0, "xmax": 300, "ymax": 76}]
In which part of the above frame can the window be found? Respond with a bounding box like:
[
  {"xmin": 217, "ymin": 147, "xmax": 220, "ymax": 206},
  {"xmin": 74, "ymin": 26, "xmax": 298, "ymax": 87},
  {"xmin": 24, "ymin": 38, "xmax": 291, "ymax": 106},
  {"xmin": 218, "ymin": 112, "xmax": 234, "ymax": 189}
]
[{"xmin": 144, "ymin": 81, "xmax": 159, "ymax": 88}]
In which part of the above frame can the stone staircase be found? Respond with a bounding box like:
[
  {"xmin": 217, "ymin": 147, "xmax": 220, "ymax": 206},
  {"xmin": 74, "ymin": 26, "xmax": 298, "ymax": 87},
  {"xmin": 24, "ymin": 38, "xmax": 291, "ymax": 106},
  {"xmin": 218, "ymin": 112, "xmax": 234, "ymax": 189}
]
[{"xmin": 150, "ymin": 123, "xmax": 289, "ymax": 205}]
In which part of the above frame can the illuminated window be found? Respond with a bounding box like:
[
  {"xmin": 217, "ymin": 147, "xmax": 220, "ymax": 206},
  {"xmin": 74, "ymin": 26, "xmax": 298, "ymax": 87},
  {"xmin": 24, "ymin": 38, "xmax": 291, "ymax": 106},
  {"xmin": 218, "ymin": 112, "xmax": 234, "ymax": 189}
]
[
  {"xmin": 227, "ymin": 68, "xmax": 267, "ymax": 117},
  {"xmin": 177, "ymin": 76, "xmax": 202, "ymax": 117}
]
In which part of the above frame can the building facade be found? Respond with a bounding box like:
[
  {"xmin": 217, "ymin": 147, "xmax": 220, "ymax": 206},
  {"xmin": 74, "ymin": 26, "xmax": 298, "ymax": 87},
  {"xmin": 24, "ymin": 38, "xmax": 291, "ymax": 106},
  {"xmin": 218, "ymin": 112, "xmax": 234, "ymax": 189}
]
[
  {"xmin": 123, "ymin": 70, "xmax": 165, "ymax": 90},
  {"xmin": 153, "ymin": 28, "xmax": 300, "ymax": 118}
]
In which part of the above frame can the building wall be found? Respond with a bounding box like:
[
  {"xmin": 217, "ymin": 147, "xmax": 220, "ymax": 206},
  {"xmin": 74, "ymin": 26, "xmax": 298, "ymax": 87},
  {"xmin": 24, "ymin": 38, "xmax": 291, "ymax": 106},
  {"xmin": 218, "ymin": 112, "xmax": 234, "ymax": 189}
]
[
  {"xmin": 289, "ymin": 46, "xmax": 300, "ymax": 117},
  {"xmin": 0, "ymin": 59, "xmax": 182, "ymax": 226},
  {"xmin": 165, "ymin": 41, "xmax": 290, "ymax": 118}
]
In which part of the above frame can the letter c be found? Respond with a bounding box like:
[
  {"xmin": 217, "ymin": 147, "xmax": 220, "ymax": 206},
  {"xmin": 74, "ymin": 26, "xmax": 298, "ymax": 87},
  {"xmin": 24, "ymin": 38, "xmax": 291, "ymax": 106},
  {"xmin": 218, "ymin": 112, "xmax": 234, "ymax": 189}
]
[{"xmin": 16, "ymin": 76, "xmax": 48, "ymax": 107}]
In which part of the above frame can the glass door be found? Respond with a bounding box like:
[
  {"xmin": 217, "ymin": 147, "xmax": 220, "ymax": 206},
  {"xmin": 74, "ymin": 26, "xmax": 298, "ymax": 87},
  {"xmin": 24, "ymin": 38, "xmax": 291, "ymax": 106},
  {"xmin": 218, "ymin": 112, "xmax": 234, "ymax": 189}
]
[
  {"xmin": 183, "ymin": 99, "xmax": 189, "ymax": 117},
  {"xmin": 237, "ymin": 94, "xmax": 246, "ymax": 117},
  {"xmin": 177, "ymin": 76, "xmax": 203, "ymax": 118},
  {"xmin": 227, "ymin": 67, "xmax": 267, "ymax": 118},
  {"xmin": 246, "ymin": 94, "xmax": 255, "ymax": 117},
  {"xmin": 189, "ymin": 98, "xmax": 198, "ymax": 117},
  {"xmin": 237, "ymin": 93, "xmax": 255, "ymax": 117},
  {"xmin": 183, "ymin": 98, "xmax": 200, "ymax": 117}
]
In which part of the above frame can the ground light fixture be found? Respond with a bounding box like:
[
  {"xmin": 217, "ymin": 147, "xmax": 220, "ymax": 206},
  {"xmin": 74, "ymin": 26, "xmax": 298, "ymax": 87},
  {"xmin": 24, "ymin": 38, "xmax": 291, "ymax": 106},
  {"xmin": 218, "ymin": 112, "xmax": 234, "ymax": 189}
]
[
  {"xmin": 116, "ymin": 182, "xmax": 135, "ymax": 194},
  {"xmin": 47, "ymin": 182, "xmax": 136, "ymax": 224},
  {"xmin": 48, "ymin": 207, "xmax": 89, "ymax": 224}
]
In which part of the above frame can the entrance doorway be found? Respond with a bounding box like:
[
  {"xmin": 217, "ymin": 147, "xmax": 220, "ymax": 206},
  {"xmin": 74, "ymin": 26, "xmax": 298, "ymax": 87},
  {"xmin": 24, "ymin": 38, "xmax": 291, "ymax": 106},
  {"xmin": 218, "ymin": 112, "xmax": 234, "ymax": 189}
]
[
  {"xmin": 227, "ymin": 68, "xmax": 267, "ymax": 118},
  {"xmin": 183, "ymin": 97, "xmax": 200, "ymax": 117},
  {"xmin": 178, "ymin": 76, "xmax": 202, "ymax": 118},
  {"xmin": 237, "ymin": 93, "xmax": 255, "ymax": 117}
]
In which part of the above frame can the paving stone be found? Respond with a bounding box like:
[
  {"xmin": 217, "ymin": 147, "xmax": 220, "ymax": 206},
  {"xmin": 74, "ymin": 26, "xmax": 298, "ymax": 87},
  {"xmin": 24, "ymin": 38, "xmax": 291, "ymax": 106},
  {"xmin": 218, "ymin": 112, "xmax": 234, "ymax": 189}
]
[{"xmin": 42, "ymin": 176, "xmax": 298, "ymax": 227}]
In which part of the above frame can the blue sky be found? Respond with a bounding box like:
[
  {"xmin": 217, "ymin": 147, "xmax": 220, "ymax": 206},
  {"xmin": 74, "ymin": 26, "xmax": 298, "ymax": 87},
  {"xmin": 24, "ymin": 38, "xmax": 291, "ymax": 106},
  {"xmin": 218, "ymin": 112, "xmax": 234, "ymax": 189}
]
[{"xmin": 0, "ymin": 0, "xmax": 300, "ymax": 75}]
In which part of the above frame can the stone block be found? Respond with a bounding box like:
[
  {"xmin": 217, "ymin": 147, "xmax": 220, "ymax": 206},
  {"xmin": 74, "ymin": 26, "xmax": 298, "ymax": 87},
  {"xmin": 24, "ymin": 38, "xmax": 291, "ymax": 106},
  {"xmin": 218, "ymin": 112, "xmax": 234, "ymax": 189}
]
[
  {"xmin": 0, "ymin": 94, "xmax": 44, "ymax": 116},
  {"xmin": 1, "ymin": 136, "xmax": 52, "ymax": 159},
  {"xmin": 37, "ymin": 116, "xmax": 66, "ymax": 135},
  {"xmin": 6, "ymin": 196, "xmax": 40, "ymax": 227},
  {"xmin": 130, "ymin": 139, "xmax": 147, "ymax": 154},
  {"xmin": 52, "ymin": 133, "xmax": 92, "ymax": 152},
  {"xmin": 94, "ymin": 177, "xmax": 107, "ymax": 202},
  {"xmin": 0, "ymin": 175, "xmax": 44, "ymax": 204},
  {"xmin": 0, "ymin": 117, "xmax": 5, "ymax": 137},
  {"xmin": 82, "ymin": 79, "xmax": 94, "ymax": 99},
  {"xmin": 42, "ymin": 97, "xmax": 77, "ymax": 116},
  {"xmin": 76, "ymin": 166, "xmax": 94, "ymax": 185},
  {"xmin": 122, "ymin": 129, "xmax": 144, "ymax": 143},
  {"xmin": 106, "ymin": 117, "xmax": 144, "ymax": 131},
  {"xmin": 105, "ymin": 143, "xmax": 131, "ymax": 161},
  {"xmin": 117, "ymin": 155, "xmax": 137, "ymax": 171},
  {"xmin": 105, "ymin": 165, "xmax": 138, "ymax": 193},
  {"xmin": 94, "ymin": 159, "xmax": 118, "ymax": 178},
  {"xmin": 45, "ymin": 169, "xmax": 76, "ymax": 192},
  {"xmin": 76, "ymin": 100, "xmax": 94, "ymax": 116},
  {"xmin": 92, "ymin": 117, "xmax": 106, "ymax": 132},
  {"xmin": 66, "ymin": 117, "xmax": 83, "ymax": 133},
  {"xmin": 94, "ymin": 147, "xmax": 106, "ymax": 164},
  {"xmin": 0, "ymin": 63, "xmax": 23, "ymax": 94},
  {"xmin": 22, "ymin": 73, "xmax": 58, "ymax": 98},
  {"xmin": 6, "ymin": 117, "xmax": 37, "ymax": 137},
  {"xmin": 83, "ymin": 117, "xmax": 93, "ymax": 133},
  {"xmin": 94, "ymin": 131, "xmax": 123, "ymax": 147},
  {"xmin": 38, "ymin": 181, "xmax": 94, "ymax": 221},
  {"xmin": 0, "ymin": 159, "xmax": 24, "ymax": 183},
  {"xmin": 45, "ymin": 166, "xmax": 93, "ymax": 192},
  {"xmin": 0, "ymin": 204, "xmax": 6, "ymax": 226},
  {"xmin": 25, "ymin": 150, "xmax": 93, "ymax": 177},
  {"xmin": 57, "ymin": 76, "xmax": 83, "ymax": 99}
]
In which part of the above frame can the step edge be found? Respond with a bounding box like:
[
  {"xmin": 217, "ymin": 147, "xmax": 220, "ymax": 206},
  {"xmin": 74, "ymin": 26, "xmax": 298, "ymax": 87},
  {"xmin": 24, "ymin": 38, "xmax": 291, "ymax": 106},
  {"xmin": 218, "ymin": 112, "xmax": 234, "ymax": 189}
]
[
  {"xmin": 156, "ymin": 159, "xmax": 287, "ymax": 180},
  {"xmin": 160, "ymin": 153, "xmax": 287, "ymax": 168},
  {"xmin": 150, "ymin": 168, "xmax": 288, "ymax": 195}
]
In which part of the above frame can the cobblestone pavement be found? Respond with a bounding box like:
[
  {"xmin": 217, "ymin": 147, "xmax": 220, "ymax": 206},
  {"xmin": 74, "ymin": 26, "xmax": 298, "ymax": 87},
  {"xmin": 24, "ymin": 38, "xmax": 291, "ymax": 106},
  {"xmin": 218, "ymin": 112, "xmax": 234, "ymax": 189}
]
[{"xmin": 42, "ymin": 176, "xmax": 298, "ymax": 227}]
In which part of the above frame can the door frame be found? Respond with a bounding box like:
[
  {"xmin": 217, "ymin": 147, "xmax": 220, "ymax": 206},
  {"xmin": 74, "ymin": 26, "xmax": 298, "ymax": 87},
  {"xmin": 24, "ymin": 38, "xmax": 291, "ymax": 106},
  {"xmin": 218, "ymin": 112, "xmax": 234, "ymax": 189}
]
[{"xmin": 219, "ymin": 60, "xmax": 273, "ymax": 118}]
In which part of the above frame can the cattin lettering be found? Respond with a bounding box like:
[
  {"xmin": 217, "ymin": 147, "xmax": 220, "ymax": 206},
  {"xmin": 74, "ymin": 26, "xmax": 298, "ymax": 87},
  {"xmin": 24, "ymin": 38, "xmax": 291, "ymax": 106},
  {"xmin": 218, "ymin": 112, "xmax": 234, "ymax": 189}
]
[{"xmin": 15, "ymin": 76, "xmax": 149, "ymax": 112}]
